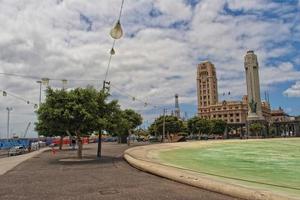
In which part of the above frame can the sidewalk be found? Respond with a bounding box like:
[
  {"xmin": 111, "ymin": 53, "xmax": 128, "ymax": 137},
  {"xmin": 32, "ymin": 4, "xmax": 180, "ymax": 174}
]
[{"xmin": 0, "ymin": 147, "xmax": 50, "ymax": 175}]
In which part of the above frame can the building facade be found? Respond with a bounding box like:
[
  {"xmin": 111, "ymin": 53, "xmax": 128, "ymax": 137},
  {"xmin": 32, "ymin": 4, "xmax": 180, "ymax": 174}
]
[
  {"xmin": 197, "ymin": 59, "xmax": 271, "ymax": 125},
  {"xmin": 196, "ymin": 51, "xmax": 299, "ymax": 136},
  {"xmin": 197, "ymin": 61, "xmax": 218, "ymax": 109}
]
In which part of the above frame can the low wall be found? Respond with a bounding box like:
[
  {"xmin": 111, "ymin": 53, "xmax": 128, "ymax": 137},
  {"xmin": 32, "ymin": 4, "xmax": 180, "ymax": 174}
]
[{"xmin": 124, "ymin": 141, "xmax": 299, "ymax": 200}]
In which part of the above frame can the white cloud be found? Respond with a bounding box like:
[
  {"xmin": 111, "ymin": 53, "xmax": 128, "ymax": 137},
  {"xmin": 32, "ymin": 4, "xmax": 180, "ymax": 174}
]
[
  {"xmin": 283, "ymin": 82, "xmax": 300, "ymax": 97},
  {"xmin": 0, "ymin": 0, "xmax": 299, "ymax": 137}
]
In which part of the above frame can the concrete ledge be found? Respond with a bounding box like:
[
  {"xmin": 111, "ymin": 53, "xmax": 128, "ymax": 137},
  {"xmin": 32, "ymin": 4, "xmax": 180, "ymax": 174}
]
[
  {"xmin": 59, "ymin": 158, "xmax": 94, "ymax": 162},
  {"xmin": 124, "ymin": 142, "xmax": 299, "ymax": 200},
  {"xmin": 0, "ymin": 148, "xmax": 50, "ymax": 175}
]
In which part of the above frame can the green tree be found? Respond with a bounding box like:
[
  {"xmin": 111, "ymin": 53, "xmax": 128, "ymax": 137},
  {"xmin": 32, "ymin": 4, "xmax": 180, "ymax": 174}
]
[
  {"xmin": 210, "ymin": 119, "xmax": 227, "ymax": 135},
  {"xmin": 119, "ymin": 109, "xmax": 143, "ymax": 143},
  {"xmin": 105, "ymin": 108, "xmax": 142, "ymax": 143},
  {"xmin": 35, "ymin": 88, "xmax": 70, "ymax": 150},
  {"xmin": 149, "ymin": 116, "xmax": 184, "ymax": 140},
  {"xmin": 249, "ymin": 123, "xmax": 264, "ymax": 138},
  {"xmin": 36, "ymin": 87, "xmax": 110, "ymax": 158},
  {"xmin": 187, "ymin": 116, "xmax": 200, "ymax": 135}
]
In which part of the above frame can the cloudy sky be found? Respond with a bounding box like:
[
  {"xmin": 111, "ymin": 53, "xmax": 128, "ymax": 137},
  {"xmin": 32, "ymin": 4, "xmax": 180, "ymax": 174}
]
[{"xmin": 0, "ymin": 0, "xmax": 299, "ymax": 138}]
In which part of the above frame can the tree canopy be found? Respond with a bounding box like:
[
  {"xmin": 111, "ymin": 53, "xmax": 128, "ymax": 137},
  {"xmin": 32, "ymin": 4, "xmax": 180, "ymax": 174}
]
[
  {"xmin": 149, "ymin": 115, "xmax": 184, "ymax": 137},
  {"xmin": 187, "ymin": 117, "xmax": 227, "ymax": 135},
  {"xmin": 35, "ymin": 87, "xmax": 142, "ymax": 157},
  {"xmin": 187, "ymin": 117, "xmax": 211, "ymax": 135}
]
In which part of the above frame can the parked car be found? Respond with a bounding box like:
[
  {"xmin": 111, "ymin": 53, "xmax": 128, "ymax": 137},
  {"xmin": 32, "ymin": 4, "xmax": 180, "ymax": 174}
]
[{"xmin": 8, "ymin": 146, "xmax": 26, "ymax": 156}]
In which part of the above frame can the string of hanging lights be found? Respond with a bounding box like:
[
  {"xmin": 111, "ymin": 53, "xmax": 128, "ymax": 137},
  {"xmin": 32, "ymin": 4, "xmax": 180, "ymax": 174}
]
[
  {"xmin": 1, "ymin": 89, "xmax": 38, "ymax": 109},
  {"xmin": 0, "ymin": 71, "xmax": 162, "ymax": 110}
]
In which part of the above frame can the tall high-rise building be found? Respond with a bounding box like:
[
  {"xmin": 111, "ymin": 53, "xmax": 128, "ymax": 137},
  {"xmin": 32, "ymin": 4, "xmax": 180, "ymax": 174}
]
[
  {"xmin": 197, "ymin": 61, "xmax": 218, "ymax": 115},
  {"xmin": 244, "ymin": 50, "xmax": 263, "ymax": 120}
]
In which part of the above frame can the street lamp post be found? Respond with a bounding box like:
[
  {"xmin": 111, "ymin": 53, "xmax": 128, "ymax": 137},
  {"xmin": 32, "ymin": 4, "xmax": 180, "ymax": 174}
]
[
  {"xmin": 36, "ymin": 80, "xmax": 42, "ymax": 106},
  {"xmin": 162, "ymin": 108, "xmax": 166, "ymax": 143},
  {"xmin": 62, "ymin": 79, "xmax": 68, "ymax": 90},
  {"xmin": 6, "ymin": 107, "xmax": 13, "ymax": 139},
  {"xmin": 96, "ymin": 0, "xmax": 125, "ymax": 159},
  {"xmin": 97, "ymin": 80, "xmax": 110, "ymax": 158}
]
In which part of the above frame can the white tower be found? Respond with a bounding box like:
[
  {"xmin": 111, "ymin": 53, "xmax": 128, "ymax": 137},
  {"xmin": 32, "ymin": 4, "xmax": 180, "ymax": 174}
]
[{"xmin": 244, "ymin": 50, "xmax": 263, "ymax": 121}]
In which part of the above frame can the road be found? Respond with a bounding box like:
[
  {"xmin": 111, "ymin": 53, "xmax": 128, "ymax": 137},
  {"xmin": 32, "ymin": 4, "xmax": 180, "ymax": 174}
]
[{"xmin": 0, "ymin": 143, "xmax": 239, "ymax": 200}]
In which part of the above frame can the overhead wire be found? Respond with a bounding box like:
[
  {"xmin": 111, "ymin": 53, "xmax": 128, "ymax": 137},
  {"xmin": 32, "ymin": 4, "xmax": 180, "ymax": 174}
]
[
  {"xmin": 0, "ymin": 89, "xmax": 38, "ymax": 108},
  {"xmin": 0, "ymin": 71, "xmax": 165, "ymax": 112}
]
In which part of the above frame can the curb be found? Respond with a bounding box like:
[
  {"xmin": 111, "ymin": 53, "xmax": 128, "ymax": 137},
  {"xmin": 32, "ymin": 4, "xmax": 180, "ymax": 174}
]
[
  {"xmin": 124, "ymin": 144, "xmax": 299, "ymax": 200},
  {"xmin": 0, "ymin": 148, "xmax": 50, "ymax": 175}
]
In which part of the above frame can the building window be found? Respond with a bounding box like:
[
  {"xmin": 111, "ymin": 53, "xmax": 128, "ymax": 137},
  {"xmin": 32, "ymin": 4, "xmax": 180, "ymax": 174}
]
[
  {"xmin": 236, "ymin": 113, "xmax": 239, "ymax": 117},
  {"xmin": 236, "ymin": 119, "xmax": 240, "ymax": 122},
  {"xmin": 230, "ymin": 114, "xmax": 233, "ymax": 117},
  {"xmin": 218, "ymin": 115, "xmax": 222, "ymax": 118},
  {"xmin": 224, "ymin": 114, "xmax": 227, "ymax": 117},
  {"xmin": 230, "ymin": 119, "xmax": 234, "ymax": 122},
  {"xmin": 213, "ymin": 115, "xmax": 216, "ymax": 118}
]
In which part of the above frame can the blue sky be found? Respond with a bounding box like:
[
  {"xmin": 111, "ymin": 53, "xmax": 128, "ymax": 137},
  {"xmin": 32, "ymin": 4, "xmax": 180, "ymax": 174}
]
[{"xmin": 0, "ymin": 0, "xmax": 299, "ymax": 137}]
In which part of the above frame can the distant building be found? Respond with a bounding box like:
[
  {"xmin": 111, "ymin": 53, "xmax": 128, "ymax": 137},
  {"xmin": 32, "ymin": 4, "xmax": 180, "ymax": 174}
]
[
  {"xmin": 195, "ymin": 51, "xmax": 300, "ymax": 137},
  {"xmin": 197, "ymin": 61, "xmax": 218, "ymax": 109},
  {"xmin": 271, "ymin": 107, "xmax": 290, "ymax": 122},
  {"xmin": 196, "ymin": 59, "xmax": 271, "ymax": 125}
]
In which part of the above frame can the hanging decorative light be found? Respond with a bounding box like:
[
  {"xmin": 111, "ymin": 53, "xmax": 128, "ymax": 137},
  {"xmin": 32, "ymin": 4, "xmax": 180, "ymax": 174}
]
[
  {"xmin": 110, "ymin": 48, "xmax": 116, "ymax": 55},
  {"xmin": 27, "ymin": 101, "xmax": 30, "ymax": 104},
  {"xmin": 132, "ymin": 97, "xmax": 136, "ymax": 101},
  {"xmin": 34, "ymin": 104, "xmax": 38, "ymax": 109},
  {"xmin": 110, "ymin": 20, "xmax": 123, "ymax": 39},
  {"xmin": 144, "ymin": 102, "xmax": 148, "ymax": 107},
  {"xmin": 3, "ymin": 91, "xmax": 7, "ymax": 96}
]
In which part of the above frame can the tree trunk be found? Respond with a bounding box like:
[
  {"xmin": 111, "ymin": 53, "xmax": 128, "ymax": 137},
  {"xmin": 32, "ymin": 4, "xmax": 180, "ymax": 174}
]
[
  {"xmin": 167, "ymin": 131, "xmax": 171, "ymax": 142},
  {"xmin": 120, "ymin": 135, "xmax": 127, "ymax": 144},
  {"xmin": 76, "ymin": 131, "xmax": 83, "ymax": 159},
  {"xmin": 59, "ymin": 135, "xmax": 64, "ymax": 150},
  {"xmin": 127, "ymin": 130, "xmax": 131, "ymax": 146}
]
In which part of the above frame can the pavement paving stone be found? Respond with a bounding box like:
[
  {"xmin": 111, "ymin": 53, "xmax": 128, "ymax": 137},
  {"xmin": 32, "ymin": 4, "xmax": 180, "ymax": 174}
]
[{"xmin": 0, "ymin": 143, "xmax": 239, "ymax": 200}]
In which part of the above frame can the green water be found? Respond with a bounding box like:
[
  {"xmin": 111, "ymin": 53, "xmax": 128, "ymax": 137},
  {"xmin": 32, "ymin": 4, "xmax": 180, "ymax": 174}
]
[{"xmin": 159, "ymin": 139, "xmax": 300, "ymax": 193}]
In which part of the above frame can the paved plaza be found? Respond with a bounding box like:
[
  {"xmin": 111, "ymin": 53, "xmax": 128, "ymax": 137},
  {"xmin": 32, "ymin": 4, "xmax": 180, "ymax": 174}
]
[{"xmin": 0, "ymin": 143, "xmax": 238, "ymax": 200}]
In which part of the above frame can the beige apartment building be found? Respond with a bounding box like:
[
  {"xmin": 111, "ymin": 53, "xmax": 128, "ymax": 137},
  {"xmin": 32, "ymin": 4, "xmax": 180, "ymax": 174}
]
[{"xmin": 197, "ymin": 61, "xmax": 271, "ymax": 124}]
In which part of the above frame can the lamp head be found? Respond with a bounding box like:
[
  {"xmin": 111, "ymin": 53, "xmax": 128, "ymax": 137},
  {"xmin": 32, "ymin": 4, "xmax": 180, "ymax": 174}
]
[{"xmin": 110, "ymin": 20, "xmax": 123, "ymax": 39}]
